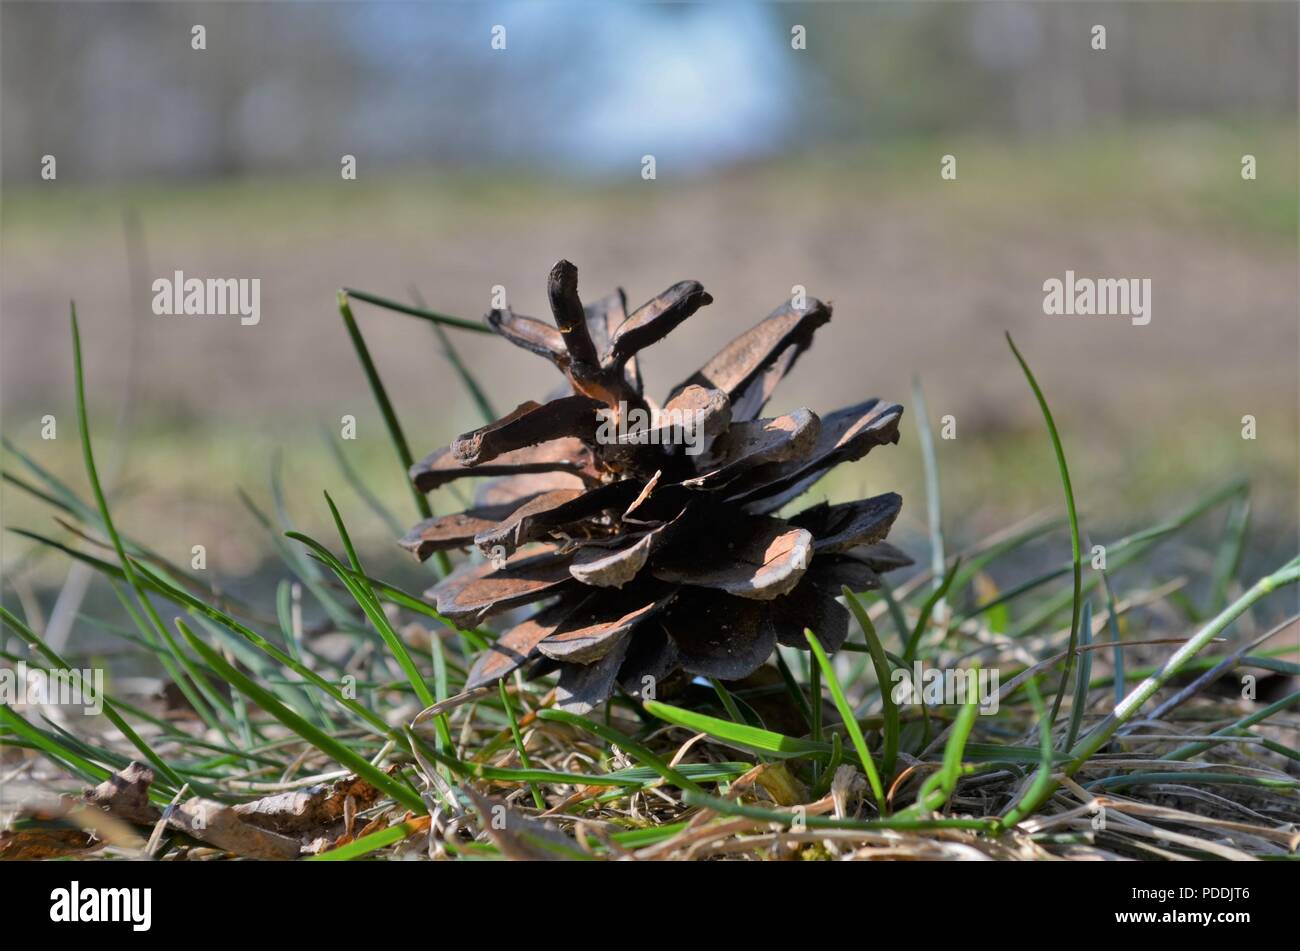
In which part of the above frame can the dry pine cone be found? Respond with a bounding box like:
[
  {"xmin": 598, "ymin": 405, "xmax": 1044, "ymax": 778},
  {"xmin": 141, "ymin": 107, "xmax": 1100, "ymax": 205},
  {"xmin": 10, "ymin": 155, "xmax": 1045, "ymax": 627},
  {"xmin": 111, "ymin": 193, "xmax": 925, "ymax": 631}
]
[{"xmin": 403, "ymin": 260, "xmax": 908, "ymax": 712}]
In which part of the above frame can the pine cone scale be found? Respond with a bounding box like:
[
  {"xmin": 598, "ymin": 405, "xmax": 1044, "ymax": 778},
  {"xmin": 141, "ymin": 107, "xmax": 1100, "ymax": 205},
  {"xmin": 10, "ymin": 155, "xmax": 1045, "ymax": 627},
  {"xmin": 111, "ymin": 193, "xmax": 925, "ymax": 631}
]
[
  {"xmin": 410, "ymin": 437, "xmax": 593, "ymax": 493},
  {"xmin": 667, "ymin": 297, "xmax": 831, "ymax": 413},
  {"xmin": 649, "ymin": 515, "xmax": 813, "ymax": 601}
]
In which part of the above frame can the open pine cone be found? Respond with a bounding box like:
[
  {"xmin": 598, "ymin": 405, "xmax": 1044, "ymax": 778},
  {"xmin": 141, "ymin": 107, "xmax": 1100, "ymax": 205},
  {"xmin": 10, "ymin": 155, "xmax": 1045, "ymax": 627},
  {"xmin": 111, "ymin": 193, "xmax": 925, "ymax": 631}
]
[{"xmin": 403, "ymin": 261, "xmax": 909, "ymax": 712}]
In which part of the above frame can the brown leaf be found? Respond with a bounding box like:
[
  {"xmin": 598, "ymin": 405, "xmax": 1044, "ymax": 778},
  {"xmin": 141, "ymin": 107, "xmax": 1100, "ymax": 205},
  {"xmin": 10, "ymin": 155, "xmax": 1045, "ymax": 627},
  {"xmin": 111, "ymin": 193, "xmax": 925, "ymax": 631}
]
[
  {"xmin": 170, "ymin": 798, "xmax": 302, "ymax": 859},
  {"xmin": 307, "ymin": 814, "xmax": 430, "ymax": 857},
  {"xmin": 232, "ymin": 774, "xmax": 382, "ymax": 836},
  {"xmin": 747, "ymin": 761, "xmax": 810, "ymax": 807},
  {"xmin": 82, "ymin": 761, "xmax": 161, "ymax": 825},
  {"xmin": 411, "ymin": 437, "xmax": 592, "ymax": 493},
  {"xmin": 0, "ymin": 826, "xmax": 97, "ymax": 860},
  {"xmin": 463, "ymin": 787, "xmax": 578, "ymax": 860},
  {"xmin": 452, "ymin": 396, "xmax": 604, "ymax": 467}
]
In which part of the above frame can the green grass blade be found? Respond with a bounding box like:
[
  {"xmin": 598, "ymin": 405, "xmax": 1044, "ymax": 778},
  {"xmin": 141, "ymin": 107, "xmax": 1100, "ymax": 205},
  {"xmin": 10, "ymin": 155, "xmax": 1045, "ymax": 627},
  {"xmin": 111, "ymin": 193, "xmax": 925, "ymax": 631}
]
[
  {"xmin": 1096, "ymin": 565, "xmax": 1127, "ymax": 706},
  {"xmin": 176, "ymin": 619, "xmax": 426, "ymax": 813},
  {"xmin": 907, "ymin": 674, "xmax": 980, "ymax": 814},
  {"xmin": 1162, "ymin": 688, "xmax": 1300, "ymax": 762},
  {"xmin": 537, "ymin": 708, "xmax": 704, "ymax": 793},
  {"xmin": 911, "ymin": 376, "xmax": 946, "ymax": 600},
  {"xmin": 708, "ymin": 678, "xmax": 747, "ymax": 724},
  {"xmin": 0, "ymin": 605, "xmax": 188, "ymax": 791},
  {"xmin": 874, "ymin": 577, "xmax": 912, "ymax": 652},
  {"xmin": 0, "ymin": 703, "xmax": 112, "ymax": 784},
  {"xmin": 842, "ymin": 586, "xmax": 899, "ymax": 777},
  {"xmin": 288, "ymin": 519, "xmax": 436, "ymax": 708},
  {"xmin": 904, "ymin": 556, "xmax": 962, "ymax": 662},
  {"xmin": 643, "ymin": 700, "xmax": 833, "ymax": 761},
  {"xmin": 274, "ymin": 581, "xmax": 332, "ymax": 728},
  {"xmin": 682, "ymin": 789, "xmax": 996, "ymax": 833},
  {"xmin": 996, "ymin": 677, "xmax": 1055, "ymax": 829},
  {"xmin": 1064, "ymin": 598, "xmax": 1094, "ymax": 751},
  {"xmin": 432, "ymin": 320, "xmax": 498, "ymax": 424},
  {"xmin": 343, "ymin": 287, "xmax": 491, "ymax": 335},
  {"xmin": 773, "ymin": 651, "xmax": 814, "ymax": 732},
  {"xmin": 1005, "ymin": 558, "xmax": 1300, "ymax": 825},
  {"xmin": 127, "ymin": 559, "xmax": 392, "ymax": 735},
  {"xmin": 1208, "ymin": 493, "xmax": 1251, "ymax": 614},
  {"xmin": 69, "ymin": 306, "xmax": 225, "ymax": 733},
  {"xmin": 337, "ymin": 293, "xmax": 447, "ymax": 578},
  {"xmin": 406, "ymin": 726, "xmax": 720, "ymax": 790},
  {"xmin": 948, "ymin": 515, "xmax": 1066, "ymax": 595},
  {"xmin": 408, "ymin": 286, "xmax": 499, "ymax": 424},
  {"xmin": 501, "ymin": 681, "xmax": 545, "ymax": 808},
  {"xmin": 805, "ymin": 629, "xmax": 886, "ymax": 813},
  {"xmin": 321, "ymin": 426, "xmax": 404, "ymax": 537},
  {"xmin": 307, "ymin": 817, "xmax": 430, "ymax": 861},
  {"xmin": 1006, "ymin": 332, "xmax": 1082, "ymax": 729},
  {"xmin": 1003, "ymin": 481, "xmax": 1249, "ymax": 640},
  {"xmin": 237, "ymin": 487, "xmax": 359, "ymax": 631}
]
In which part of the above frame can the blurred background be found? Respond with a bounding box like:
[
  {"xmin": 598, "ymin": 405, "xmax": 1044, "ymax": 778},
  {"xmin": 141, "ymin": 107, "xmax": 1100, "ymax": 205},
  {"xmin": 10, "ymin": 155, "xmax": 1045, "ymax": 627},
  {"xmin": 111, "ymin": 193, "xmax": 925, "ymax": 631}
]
[{"xmin": 2, "ymin": 2, "xmax": 1296, "ymax": 608}]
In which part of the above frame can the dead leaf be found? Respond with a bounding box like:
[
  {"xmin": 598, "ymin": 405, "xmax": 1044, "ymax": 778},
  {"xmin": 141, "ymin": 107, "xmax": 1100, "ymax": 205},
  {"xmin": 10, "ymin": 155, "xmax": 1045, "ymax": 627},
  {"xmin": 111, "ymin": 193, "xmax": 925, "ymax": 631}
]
[
  {"xmin": 83, "ymin": 761, "xmax": 162, "ymax": 825},
  {"xmin": 463, "ymin": 787, "xmax": 579, "ymax": 860},
  {"xmin": 0, "ymin": 825, "xmax": 98, "ymax": 860},
  {"xmin": 233, "ymin": 774, "xmax": 381, "ymax": 836},
  {"xmin": 170, "ymin": 798, "xmax": 301, "ymax": 860}
]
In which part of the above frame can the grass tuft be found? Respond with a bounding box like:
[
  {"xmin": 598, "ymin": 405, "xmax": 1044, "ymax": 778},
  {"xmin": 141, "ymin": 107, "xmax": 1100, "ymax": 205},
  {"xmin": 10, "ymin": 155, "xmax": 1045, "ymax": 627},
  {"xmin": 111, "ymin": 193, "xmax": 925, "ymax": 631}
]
[{"xmin": 1, "ymin": 308, "xmax": 1294, "ymax": 861}]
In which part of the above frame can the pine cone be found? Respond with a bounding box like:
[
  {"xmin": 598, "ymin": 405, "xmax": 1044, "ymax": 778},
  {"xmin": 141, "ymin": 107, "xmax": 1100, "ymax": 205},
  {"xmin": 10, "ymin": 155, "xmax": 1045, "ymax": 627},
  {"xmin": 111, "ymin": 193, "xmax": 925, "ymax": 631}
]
[{"xmin": 404, "ymin": 260, "xmax": 908, "ymax": 712}]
